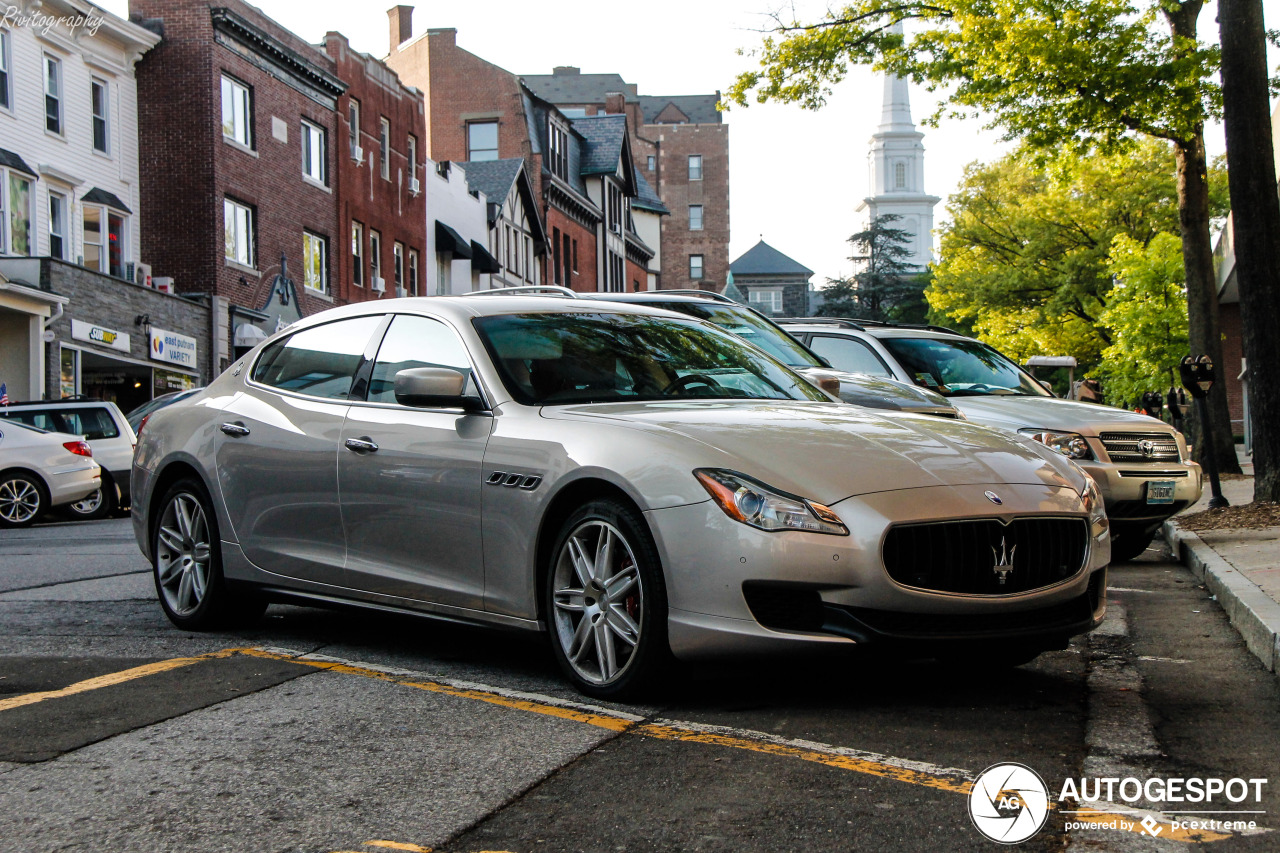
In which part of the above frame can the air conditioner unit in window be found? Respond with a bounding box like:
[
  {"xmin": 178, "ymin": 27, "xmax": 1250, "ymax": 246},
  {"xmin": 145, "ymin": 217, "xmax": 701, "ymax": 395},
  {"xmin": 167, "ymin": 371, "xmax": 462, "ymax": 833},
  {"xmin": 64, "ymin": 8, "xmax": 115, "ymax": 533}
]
[
  {"xmin": 135, "ymin": 263, "xmax": 152, "ymax": 288},
  {"xmin": 371, "ymin": 276, "xmax": 386, "ymax": 294},
  {"xmin": 353, "ymin": 145, "xmax": 364, "ymax": 164},
  {"xmin": 409, "ymin": 177, "xmax": 421, "ymax": 196},
  {"xmin": 395, "ymin": 286, "xmax": 408, "ymax": 298}
]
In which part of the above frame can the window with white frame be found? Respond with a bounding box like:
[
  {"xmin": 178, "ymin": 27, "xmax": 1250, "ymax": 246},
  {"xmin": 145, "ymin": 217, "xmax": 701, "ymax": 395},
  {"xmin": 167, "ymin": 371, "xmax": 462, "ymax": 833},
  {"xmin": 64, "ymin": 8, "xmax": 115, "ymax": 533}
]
[
  {"xmin": 0, "ymin": 30, "xmax": 12, "ymax": 111},
  {"xmin": 82, "ymin": 203, "xmax": 127, "ymax": 277},
  {"xmin": 407, "ymin": 134, "xmax": 418, "ymax": 187},
  {"xmin": 689, "ymin": 204, "xmax": 703, "ymax": 231},
  {"xmin": 467, "ymin": 120, "xmax": 498, "ymax": 161},
  {"xmin": 646, "ymin": 155, "xmax": 655, "ymax": 171},
  {"xmin": 351, "ymin": 221, "xmax": 364, "ymax": 287},
  {"xmin": 303, "ymin": 231, "xmax": 328, "ymax": 294},
  {"xmin": 688, "ymin": 154, "xmax": 702, "ymax": 180},
  {"xmin": 301, "ymin": 119, "xmax": 326, "ymax": 184},
  {"xmin": 408, "ymin": 249, "xmax": 419, "ymax": 296},
  {"xmin": 48, "ymin": 191, "xmax": 67, "ymax": 260},
  {"xmin": 393, "ymin": 241, "xmax": 404, "ymax": 292},
  {"xmin": 379, "ymin": 116, "xmax": 390, "ymax": 180},
  {"xmin": 748, "ymin": 289, "xmax": 783, "ymax": 315},
  {"xmin": 370, "ymin": 230, "xmax": 382, "ymax": 287},
  {"xmin": 348, "ymin": 97, "xmax": 361, "ymax": 159},
  {"xmin": 0, "ymin": 169, "xmax": 33, "ymax": 255},
  {"xmin": 220, "ymin": 75, "xmax": 251, "ymax": 147},
  {"xmin": 91, "ymin": 79, "xmax": 110, "ymax": 154},
  {"xmin": 223, "ymin": 197, "xmax": 254, "ymax": 267},
  {"xmin": 689, "ymin": 254, "xmax": 704, "ymax": 280},
  {"xmin": 45, "ymin": 56, "xmax": 62, "ymax": 134}
]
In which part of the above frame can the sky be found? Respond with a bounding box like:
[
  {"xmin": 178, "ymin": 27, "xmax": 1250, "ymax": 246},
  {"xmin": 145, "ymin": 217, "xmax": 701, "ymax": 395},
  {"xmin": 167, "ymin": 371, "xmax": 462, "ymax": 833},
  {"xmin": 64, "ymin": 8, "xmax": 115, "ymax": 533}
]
[{"xmin": 98, "ymin": 0, "xmax": 1275, "ymax": 287}]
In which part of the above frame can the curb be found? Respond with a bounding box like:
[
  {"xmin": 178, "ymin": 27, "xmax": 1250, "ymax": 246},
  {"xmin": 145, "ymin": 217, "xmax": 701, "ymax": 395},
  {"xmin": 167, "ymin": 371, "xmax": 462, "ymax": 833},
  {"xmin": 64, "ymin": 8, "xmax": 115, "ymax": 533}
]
[{"xmin": 1162, "ymin": 519, "xmax": 1280, "ymax": 673}]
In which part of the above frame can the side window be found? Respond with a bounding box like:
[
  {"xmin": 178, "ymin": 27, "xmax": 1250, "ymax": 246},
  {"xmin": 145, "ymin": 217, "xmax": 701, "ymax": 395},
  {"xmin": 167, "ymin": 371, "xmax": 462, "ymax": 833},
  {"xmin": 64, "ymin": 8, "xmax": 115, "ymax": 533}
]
[
  {"xmin": 807, "ymin": 335, "xmax": 892, "ymax": 377},
  {"xmin": 251, "ymin": 315, "xmax": 384, "ymax": 400},
  {"xmin": 63, "ymin": 408, "xmax": 120, "ymax": 440},
  {"xmin": 0, "ymin": 411, "xmax": 59, "ymax": 432},
  {"xmin": 367, "ymin": 315, "xmax": 473, "ymax": 404}
]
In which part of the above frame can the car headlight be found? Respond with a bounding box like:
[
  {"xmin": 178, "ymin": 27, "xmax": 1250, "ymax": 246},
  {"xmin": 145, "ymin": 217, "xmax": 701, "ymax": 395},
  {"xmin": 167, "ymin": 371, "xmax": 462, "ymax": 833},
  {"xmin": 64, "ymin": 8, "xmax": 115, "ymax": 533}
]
[
  {"xmin": 1081, "ymin": 476, "xmax": 1109, "ymax": 536},
  {"xmin": 1020, "ymin": 429, "xmax": 1093, "ymax": 460},
  {"xmin": 695, "ymin": 469, "xmax": 848, "ymax": 535}
]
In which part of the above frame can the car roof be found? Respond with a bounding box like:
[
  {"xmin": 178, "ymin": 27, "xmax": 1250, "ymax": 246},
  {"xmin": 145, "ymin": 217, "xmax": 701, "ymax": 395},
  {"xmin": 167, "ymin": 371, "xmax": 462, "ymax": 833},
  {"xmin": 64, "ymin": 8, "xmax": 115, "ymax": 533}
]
[
  {"xmin": 777, "ymin": 319, "xmax": 968, "ymax": 341},
  {"xmin": 1, "ymin": 398, "xmax": 125, "ymax": 410}
]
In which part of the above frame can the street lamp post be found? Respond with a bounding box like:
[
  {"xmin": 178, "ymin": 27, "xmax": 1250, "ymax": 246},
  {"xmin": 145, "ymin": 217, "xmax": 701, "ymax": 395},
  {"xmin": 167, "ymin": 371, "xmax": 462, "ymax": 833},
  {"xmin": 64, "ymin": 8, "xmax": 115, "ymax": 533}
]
[{"xmin": 1179, "ymin": 355, "xmax": 1230, "ymax": 509}]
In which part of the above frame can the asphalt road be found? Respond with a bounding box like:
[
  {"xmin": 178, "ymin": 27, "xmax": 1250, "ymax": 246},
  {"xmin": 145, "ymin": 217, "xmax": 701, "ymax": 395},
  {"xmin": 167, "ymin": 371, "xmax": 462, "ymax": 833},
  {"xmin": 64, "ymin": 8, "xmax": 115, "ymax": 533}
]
[{"xmin": 1, "ymin": 518, "xmax": 1278, "ymax": 852}]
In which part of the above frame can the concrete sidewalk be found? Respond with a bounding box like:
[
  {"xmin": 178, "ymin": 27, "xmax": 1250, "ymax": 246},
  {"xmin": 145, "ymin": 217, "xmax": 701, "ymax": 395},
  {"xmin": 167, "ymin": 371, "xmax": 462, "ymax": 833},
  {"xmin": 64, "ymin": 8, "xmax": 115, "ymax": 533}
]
[{"xmin": 1162, "ymin": 452, "xmax": 1280, "ymax": 673}]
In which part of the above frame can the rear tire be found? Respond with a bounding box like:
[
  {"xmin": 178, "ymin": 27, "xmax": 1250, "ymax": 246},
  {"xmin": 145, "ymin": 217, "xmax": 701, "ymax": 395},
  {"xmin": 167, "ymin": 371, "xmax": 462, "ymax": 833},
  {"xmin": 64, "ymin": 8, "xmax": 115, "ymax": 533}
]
[
  {"xmin": 544, "ymin": 498, "xmax": 670, "ymax": 699},
  {"xmin": 64, "ymin": 477, "xmax": 116, "ymax": 521},
  {"xmin": 152, "ymin": 477, "xmax": 265, "ymax": 630},
  {"xmin": 0, "ymin": 472, "xmax": 47, "ymax": 528}
]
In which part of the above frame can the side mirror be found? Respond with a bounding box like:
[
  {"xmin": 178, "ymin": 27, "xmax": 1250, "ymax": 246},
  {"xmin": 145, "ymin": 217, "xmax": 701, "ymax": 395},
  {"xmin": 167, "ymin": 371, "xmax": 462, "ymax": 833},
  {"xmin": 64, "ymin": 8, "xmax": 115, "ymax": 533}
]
[
  {"xmin": 808, "ymin": 371, "xmax": 843, "ymax": 397},
  {"xmin": 1039, "ymin": 380, "xmax": 1054, "ymax": 392},
  {"xmin": 394, "ymin": 367, "xmax": 483, "ymax": 411}
]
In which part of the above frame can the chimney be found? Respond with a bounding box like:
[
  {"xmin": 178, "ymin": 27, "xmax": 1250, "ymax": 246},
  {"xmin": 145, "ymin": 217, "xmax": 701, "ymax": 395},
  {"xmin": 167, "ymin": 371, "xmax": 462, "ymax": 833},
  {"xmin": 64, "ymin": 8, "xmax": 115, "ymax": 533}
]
[
  {"xmin": 553, "ymin": 66, "xmax": 580, "ymax": 76},
  {"xmin": 388, "ymin": 5, "xmax": 413, "ymax": 52},
  {"xmin": 604, "ymin": 92, "xmax": 626, "ymax": 115}
]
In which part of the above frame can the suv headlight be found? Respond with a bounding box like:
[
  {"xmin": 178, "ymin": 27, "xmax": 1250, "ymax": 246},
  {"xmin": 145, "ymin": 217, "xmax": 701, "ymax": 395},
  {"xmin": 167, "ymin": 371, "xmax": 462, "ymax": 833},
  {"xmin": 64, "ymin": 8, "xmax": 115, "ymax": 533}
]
[
  {"xmin": 1081, "ymin": 476, "xmax": 1109, "ymax": 537},
  {"xmin": 1020, "ymin": 429, "xmax": 1093, "ymax": 460},
  {"xmin": 695, "ymin": 469, "xmax": 848, "ymax": 535}
]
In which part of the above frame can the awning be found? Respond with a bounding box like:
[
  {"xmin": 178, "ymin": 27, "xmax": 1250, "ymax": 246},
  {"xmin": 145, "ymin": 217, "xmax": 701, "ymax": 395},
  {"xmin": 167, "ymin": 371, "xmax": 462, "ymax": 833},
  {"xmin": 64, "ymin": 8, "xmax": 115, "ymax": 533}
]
[
  {"xmin": 435, "ymin": 221, "xmax": 473, "ymax": 259},
  {"xmin": 0, "ymin": 148, "xmax": 36, "ymax": 178},
  {"xmin": 82, "ymin": 187, "xmax": 132, "ymax": 214},
  {"xmin": 470, "ymin": 240, "xmax": 501, "ymax": 273},
  {"xmin": 233, "ymin": 323, "xmax": 268, "ymax": 348}
]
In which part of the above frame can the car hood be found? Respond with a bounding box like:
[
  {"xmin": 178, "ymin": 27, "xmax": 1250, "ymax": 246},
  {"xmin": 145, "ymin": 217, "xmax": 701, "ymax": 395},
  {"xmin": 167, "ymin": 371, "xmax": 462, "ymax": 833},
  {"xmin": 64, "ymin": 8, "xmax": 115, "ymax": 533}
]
[
  {"xmin": 543, "ymin": 400, "xmax": 1081, "ymax": 505},
  {"xmin": 794, "ymin": 367, "xmax": 957, "ymax": 415},
  {"xmin": 951, "ymin": 395, "xmax": 1174, "ymax": 435}
]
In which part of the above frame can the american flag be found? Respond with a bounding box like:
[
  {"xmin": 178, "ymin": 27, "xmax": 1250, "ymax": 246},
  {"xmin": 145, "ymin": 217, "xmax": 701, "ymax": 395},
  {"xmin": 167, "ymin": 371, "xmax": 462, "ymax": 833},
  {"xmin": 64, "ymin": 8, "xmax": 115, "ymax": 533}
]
[{"xmin": 0, "ymin": 383, "xmax": 8, "ymax": 406}]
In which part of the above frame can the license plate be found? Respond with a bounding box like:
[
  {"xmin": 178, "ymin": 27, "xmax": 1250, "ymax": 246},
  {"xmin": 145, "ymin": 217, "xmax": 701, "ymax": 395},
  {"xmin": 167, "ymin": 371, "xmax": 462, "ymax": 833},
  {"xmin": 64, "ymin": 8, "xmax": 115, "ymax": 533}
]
[{"xmin": 1146, "ymin": 480, "xmax": 1176, "ymax": 504}]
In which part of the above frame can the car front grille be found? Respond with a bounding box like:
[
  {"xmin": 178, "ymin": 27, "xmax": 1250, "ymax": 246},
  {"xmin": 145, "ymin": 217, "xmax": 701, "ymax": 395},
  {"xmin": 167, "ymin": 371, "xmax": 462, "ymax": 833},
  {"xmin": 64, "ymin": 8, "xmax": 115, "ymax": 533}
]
[
  {"xmin": 1099, "ymin": 432, "xmax": 1181, "ymax": 463},
  {"xmin": 882, "ymin": 517, "xmax": 1089, "ymax": 595}
]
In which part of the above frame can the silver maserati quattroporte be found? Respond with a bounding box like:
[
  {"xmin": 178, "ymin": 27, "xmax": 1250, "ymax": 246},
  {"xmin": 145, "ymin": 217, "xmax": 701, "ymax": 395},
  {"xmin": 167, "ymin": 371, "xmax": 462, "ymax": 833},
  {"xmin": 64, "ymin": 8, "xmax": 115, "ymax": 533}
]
[{"xmin": 132, "ymin": 297, "xmax": 1110, "ymax": 697}]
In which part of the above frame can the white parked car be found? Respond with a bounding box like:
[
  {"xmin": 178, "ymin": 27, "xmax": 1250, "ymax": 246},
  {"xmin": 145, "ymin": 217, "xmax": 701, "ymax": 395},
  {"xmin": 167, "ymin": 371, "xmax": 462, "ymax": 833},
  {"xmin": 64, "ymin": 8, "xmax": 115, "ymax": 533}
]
[{"xmin": 0, "ymin": 420, "xmax": 101, "ymax": 527}]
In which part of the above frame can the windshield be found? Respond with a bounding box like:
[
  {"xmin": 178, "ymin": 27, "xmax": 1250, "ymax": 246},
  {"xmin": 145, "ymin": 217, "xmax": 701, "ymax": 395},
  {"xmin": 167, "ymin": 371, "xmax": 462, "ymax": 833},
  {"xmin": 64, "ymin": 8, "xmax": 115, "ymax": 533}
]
[
  {"xmin": 643, "ymin": 302, "xmax": 824, "ymax": 368},
  {"xmin": 878, "ymin": 337, "xmax": 1052, "ymax": 398},
  {"xmin": 473, "ymin": 312, "xmax": 831, "ymax": 406}
]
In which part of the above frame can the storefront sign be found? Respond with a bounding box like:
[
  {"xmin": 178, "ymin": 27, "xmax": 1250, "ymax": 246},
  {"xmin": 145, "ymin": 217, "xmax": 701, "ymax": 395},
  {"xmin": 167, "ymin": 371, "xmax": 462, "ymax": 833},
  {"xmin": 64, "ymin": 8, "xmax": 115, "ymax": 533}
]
[
  {"xmin": 71, "ymin": 319, "xmax": 131, "ymax": 353},
  {"xmin": 149, "ymin": 328, "xmax": 199, "ymax": 369}
]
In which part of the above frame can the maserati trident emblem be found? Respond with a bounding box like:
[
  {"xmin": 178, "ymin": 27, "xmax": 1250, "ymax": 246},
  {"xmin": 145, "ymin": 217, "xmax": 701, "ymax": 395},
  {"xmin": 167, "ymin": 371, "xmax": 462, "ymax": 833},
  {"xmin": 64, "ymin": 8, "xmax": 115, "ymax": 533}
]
[
  {"xmin": 992, "ymin": 537, "xmax": 1017, "ymax": 585},
  {"xmin": 985, "ymin": 490, "xmax": 1003, "ymax": 505}
]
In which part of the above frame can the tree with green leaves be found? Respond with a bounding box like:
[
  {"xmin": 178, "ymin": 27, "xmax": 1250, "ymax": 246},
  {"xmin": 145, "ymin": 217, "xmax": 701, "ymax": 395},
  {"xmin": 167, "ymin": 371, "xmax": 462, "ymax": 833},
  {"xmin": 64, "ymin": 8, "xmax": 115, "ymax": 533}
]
[
  {"xmin": 727, "ymin": 0, "xmax": 1239, "ymax": 472},
  {"xmin": 821, "ymin": 214, "xmax": 928, "ymax": 322}
]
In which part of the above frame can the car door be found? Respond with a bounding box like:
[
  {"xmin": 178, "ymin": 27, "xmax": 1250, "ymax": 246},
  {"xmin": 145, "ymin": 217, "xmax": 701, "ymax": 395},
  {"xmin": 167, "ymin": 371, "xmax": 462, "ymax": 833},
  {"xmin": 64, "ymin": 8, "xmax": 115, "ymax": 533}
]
[
  {"xmin": 215, "ymin": 314, "xmax": 386, "ymax": 587},
  {"xmin": 338, "ymin": 313, "xmax": 492, "ymax": 609}
]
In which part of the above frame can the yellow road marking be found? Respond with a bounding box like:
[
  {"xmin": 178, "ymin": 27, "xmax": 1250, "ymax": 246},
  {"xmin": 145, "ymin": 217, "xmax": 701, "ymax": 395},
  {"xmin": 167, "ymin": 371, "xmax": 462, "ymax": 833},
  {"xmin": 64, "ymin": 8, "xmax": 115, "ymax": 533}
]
[
  {"xmin": 0, "ymin": 648, "xmax": 249, "ymax": 713},
  {"xmin": 363, "ymin": 841, "xmax": 433, "ymax": 852}
]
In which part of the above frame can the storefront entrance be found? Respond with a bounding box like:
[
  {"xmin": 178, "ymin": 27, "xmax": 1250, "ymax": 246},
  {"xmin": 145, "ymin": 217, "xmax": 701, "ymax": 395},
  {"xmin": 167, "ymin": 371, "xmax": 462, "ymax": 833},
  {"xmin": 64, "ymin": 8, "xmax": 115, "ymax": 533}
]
[{"xmin": 61, "ymin": 347, "xmax": 198, "ymax": 413}]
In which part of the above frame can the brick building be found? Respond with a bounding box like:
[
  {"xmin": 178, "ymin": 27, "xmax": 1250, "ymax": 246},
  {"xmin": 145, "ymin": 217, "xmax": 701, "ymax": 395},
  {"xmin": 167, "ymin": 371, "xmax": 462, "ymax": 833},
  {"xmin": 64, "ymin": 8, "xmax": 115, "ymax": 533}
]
[
  {"xmin": 521, "ymin": 68, "xmax": 729, "ymax": 291},
  {"xmin": 131, "ymin": 0, "xmax": 346, "ymax": 368},
  {"xmin": 322, "ymin": 31, "xmax": 426, "ymax": 302},
  {"xmin": 385, "ymin": 14, "xmax": 652, "ymax": 292}
]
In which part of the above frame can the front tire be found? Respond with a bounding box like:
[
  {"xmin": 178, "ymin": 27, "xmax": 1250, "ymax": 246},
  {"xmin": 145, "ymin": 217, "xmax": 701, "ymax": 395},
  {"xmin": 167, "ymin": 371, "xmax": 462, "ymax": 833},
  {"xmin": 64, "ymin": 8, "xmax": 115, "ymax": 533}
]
[
  {"xmin": 0, "ymin": 472, "xmax": 47, "ymax": 528},
  {"xmin": 1110, "ymin": 525, "xmax": 1158, "ymax": 563},
  {"xmin": 152, "ymin": 478, "xmax": 264, "ymax": 629},
  {"xmin": 544, "ymin": 498, "xmax": 670, "ymax": 699}
]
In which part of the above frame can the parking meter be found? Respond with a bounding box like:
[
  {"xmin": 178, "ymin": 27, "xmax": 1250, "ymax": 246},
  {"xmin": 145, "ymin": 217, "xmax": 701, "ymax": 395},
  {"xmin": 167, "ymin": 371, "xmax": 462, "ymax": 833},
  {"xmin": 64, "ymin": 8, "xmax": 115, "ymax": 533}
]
[
  {"xmin": 1179, "ymin": 354, "xmax": 1227, "ymax": 507},
  {"xmin": 1178, "ymin": 355, "xmax": 1215, "ymax": 399}
]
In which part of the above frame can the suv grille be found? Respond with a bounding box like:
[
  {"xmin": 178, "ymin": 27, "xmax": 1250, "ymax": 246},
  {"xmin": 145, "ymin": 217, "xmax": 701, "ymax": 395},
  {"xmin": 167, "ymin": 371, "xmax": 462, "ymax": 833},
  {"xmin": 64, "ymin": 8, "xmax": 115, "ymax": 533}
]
[
  {"xmin": 1099, "ymin": 432, "xmax": 1181, "ymax": 463},
  {"xmin": 882, "ymin": 517, "xmax": 1088, "ymax": 595}
]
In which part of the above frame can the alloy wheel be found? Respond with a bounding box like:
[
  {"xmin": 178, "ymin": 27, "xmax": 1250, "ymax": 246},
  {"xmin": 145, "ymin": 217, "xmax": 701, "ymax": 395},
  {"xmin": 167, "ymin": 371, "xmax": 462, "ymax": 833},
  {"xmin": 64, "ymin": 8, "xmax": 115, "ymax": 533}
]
[
  {"xmin": 551, "ymin": 519, "xmax": 644, "ymax": 685},
  {"xmin": 68, "ymin": 488, "xmax": 104, "ymax": 517},
  {"xmin": 0, "ymin": 477, "xmax": 41, "ymax": 525},
  {"xmin": 155, "ymin": 492, "xmax": 212, "ymax": 616}
]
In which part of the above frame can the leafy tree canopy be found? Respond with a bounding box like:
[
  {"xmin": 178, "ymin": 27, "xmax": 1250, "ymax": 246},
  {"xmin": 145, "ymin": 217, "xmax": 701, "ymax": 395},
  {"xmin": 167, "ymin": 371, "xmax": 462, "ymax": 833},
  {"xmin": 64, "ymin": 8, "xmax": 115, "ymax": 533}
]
[{"xmin": 926, "ymin": 139, "xmax": 1226, "ymax": 370}]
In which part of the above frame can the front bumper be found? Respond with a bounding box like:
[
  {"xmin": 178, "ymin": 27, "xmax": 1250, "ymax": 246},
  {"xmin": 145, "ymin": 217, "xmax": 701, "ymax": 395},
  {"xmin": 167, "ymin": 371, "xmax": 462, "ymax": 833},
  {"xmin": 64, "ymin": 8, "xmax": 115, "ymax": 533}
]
[
  {"xmin": 647, "ymin": 483, "xmax": 1109, "ymax": 660},
  {"xmin": 1079, "ymin": 459, "xmax": 1202, "ymax": 524}
]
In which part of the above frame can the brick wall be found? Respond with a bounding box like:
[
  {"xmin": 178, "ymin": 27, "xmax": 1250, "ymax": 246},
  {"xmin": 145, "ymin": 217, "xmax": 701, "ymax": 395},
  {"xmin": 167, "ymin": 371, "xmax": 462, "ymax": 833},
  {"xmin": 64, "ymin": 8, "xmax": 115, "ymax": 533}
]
[
  {"xmin": 651, "ymin": 123, "xmax": 730, "ymax": 290},
  {"xmin": 324, "ymin": 33, "xmax": 426, "ymax": 303},
  {"xmin": 131, "ymin": 0, "xmax": 340, "ymax": 320}
]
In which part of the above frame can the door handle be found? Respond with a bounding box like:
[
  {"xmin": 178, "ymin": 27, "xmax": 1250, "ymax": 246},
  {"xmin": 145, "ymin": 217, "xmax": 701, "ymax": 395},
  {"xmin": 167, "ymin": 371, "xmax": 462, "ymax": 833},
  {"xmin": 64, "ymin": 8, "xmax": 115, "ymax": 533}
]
[
  {"xmin": 219, "ymin": 422, "xmax": 250, "ymax": 437},
  {"xmin": 344, "ymin": 437, "xmax": 379, "ymax": 453}
]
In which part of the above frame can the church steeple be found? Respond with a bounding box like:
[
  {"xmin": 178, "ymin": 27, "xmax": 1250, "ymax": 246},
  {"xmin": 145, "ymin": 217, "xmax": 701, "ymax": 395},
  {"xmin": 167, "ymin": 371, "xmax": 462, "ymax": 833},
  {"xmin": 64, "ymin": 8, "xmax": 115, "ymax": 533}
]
[{"xmin": 856, "ymin": 29, "xmax": 940, "ymax": 271}]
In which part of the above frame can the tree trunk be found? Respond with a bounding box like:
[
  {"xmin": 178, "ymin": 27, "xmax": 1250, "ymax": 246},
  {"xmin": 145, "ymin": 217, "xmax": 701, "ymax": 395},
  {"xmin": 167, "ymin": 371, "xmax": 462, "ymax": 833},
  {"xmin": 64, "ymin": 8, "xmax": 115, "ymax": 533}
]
[
  {"xmin": 1219, "ymin": 0, "xmax": 1280, "ymax": 500},
  {"xmin": 1173, "ymin": 135, "xmax": 1242, "ymax": 473}
]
